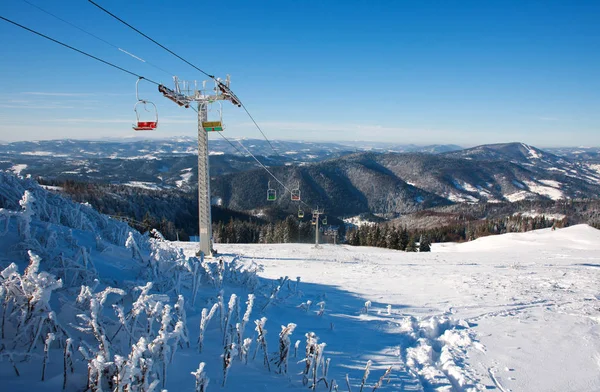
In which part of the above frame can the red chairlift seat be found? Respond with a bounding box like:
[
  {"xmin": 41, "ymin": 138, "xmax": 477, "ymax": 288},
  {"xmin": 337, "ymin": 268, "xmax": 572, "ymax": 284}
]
[
  {"xmin": 133, "ymin": 121, "xmax": 158, "ymax": 131},
  {"xmin": 132, "ymin": 100, "xmax": 158, "ymax": 132},
  {"xmin": 133, "ymin": 78, "xmax": 158, "ymax": 132}
]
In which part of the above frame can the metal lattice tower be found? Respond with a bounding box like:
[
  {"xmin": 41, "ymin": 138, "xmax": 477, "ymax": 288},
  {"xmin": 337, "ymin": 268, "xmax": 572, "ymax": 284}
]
[{"xmin": 160, "ymin": 76, "xmax": 240, "ymax": 257}]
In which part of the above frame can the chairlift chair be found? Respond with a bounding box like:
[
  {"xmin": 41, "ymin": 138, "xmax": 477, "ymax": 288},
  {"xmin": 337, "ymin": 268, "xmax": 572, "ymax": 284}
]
[
  {"xmin": 202, "ymin": 101, "xmax": 224, "ymax": 132},
  {"xmin": 311, "ymin": 213, "xmax": 318, "ymax": 225},
  {"xmin": 133, "ymin": 78, "xmax": 158, "ymax": 131},
  {"xmin": 298, "ymin": 208, "xmax": 304, "ymax": 218},
  {"xmin": 322, "ymin": 216, "xmax": 327, "ymax": 225},
  {"xmin": 291, "ymin": 181, "xmax": 301, "ymax": 201},
  {"xmin": 267, "ymin": 181, "xmax": 276, "ymax": 201}
]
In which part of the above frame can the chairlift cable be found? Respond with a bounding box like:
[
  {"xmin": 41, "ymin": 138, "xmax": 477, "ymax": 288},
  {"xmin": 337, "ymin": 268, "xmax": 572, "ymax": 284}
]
[
  {"xmin": 239, "ymin": 102, "xmax": 281, "ymax": 157},
  {"xmin": 87, "ymin": 0, "xmax": 283, "ymax": 158},
  {"xmin": 88, "ymin": 0, "xmax": 215, "ymax": 80},
  {"xmin": 21, "ymin": 0, "xmax": 173, "ymax": 77},
  {"xmin": 234, "ymin": 140, "xmax": 315, "ymax": 211},
  {"xmin": 0, "ymin": 15, "xmax": 161, "ymax": 86}
]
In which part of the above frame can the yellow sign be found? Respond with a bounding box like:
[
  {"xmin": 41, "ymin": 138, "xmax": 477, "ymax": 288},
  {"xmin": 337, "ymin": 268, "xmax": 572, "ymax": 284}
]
[{"xmin": 202, "ymin": 121, "xmax": 222, "ymax": 127}]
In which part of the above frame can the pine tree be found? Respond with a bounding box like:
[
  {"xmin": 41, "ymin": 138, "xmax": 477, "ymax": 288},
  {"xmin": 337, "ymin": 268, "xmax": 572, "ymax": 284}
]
[
  {"xmin": 418, "ymin": 235, "xmax": 431, "ymax": 252},
  {"xmin": 406, "ymin": 234, "xmax": 418, "ymax": 252},
  {"xmin": 399, "ymin": 228, "xmax": 409, "ymax": 251}
]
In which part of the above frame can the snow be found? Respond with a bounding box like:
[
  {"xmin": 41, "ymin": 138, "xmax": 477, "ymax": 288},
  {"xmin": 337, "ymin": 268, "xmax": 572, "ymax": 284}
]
[
  {"xmin": 2, "ymin": 172, "xmax": 600, "ymax": 392},
  {"xmin": 504, "ymin": 190, "xmax": 531, "ymax": 202},
  {"xmin": 123, "ymin": 181, "xmax": 161, "ymax": 190},
  {"xmin": 452, "ymin": 179, "xmax": 478, "ymax": 193},
  {"xmin": 343, "ymin": 216, "xmax": 376, "ymax": 227},
  {"xmin": 191, "ymin": 225, "xmax": 600, "ymax": 392},
  {"xmin": 175, "ymin": 168, "xmax": 193, "ymax": 188},
  {"xmin": 208, "ymin": 151, "xmax": 225, "ymax": 156},
  {"xmin": 522, "ymin": 143, "xmax": 541, "ymax": 159},
  {"xmin": 514, "ymin": 211, "xmax": 566, "ymax": 220},
  {"xmin": 447, "ymin": 192, "xmax": 479, "ymax": 203},
  {"xmin": 40, "ymin": 185, "xmax": 64, "ymax": 191},
  {"xmin": 21, "ymin": 151, "xmax": 68, "ymax": 157},
  {"xmin": 538, "ymin": 179, "xmax": 562, "ymax": 188},
  {"xmin": 523, "ymin": 180, "xmax": 564, "ymax": 200},
  {"xmin": 587, "ymin": 163, "xmax": 600, "ymax": 175},
  {"xmin": 10, "ymin": 163, "xmax": 27, "ymax": 175}
]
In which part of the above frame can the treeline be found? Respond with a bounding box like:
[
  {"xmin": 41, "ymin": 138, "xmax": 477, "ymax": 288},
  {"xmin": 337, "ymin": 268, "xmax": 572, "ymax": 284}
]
[
  {"xmin": 345, "ymin": 214, "xmax": 567, "ymax": 252},
  {"xmin": 346, "ymin": 225, "xmax": 431, "ymax": 252},
  {"xmin": 213, "ymin": 216, "xmax": 341, "ymax": 245}
]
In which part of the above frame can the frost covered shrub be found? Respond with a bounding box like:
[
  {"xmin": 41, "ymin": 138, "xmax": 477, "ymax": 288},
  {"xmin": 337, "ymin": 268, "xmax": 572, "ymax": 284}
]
[
  {"xmin": 74, "ymin": 282, "xmax": 185, "ymax": 391},
  {"xmin": 221, "ymin": 336, "xmax": 237, "ymax": 387},
  {"xmin": 0, "ymin": 173, "xmax": 150, "ymax": 250},
  {"xmin": 302, "ymin": 332, "xmax": 329, "ymax": 389},
  {"xmin": 0, "ymin": 252, "xmax": 69, "ymax": 380},
  {"xmin": 198, "ymin": 303, "xmax": 218, "ymax": 353},
  {"xmin": 275, "ymin": 323, "xmax": 296, "ymax": 374},
  {"xmin": 192, "ymin": 362, "xmax": 209, "ymax": 392},
  {"xmin": 253, "ymin": 316, "xmax": 270, "ymax": 371},
  {"xmin": 0, "ymin": 252, "xmax": 65, "ymax": 348}
]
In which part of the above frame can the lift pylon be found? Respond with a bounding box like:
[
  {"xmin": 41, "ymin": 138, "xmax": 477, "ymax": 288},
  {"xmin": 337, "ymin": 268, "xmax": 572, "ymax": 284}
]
[{"xmin": 159, "ymin": 75, "xmax": 240, "ymax": 257}]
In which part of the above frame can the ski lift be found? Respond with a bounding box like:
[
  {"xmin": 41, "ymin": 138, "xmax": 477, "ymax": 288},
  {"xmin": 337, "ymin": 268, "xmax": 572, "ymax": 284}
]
[
  {"xmin": 267, "ymin": 181, "xmax": 276, "ymax": 201},
  {"xmin": 291, "ymin": 181, "xmax": 301, "ymax": 201},
  {"xmin": 202, "ymin": 101, "xmax": 224, "ymax": 132},
  {"xmin": 298, "ymin": 208, "xmax": 305, "ymax": 218},
  {"xmin": 322, "ymin": 216, "xmax": 327, "ymax": 225},
  {"xmin": 311, "ymin": 213, "xmax": 318, "ymax": 225},
  {"xmin": 133, "ymin": 77, "xmax": 158, "ymax": 131}
]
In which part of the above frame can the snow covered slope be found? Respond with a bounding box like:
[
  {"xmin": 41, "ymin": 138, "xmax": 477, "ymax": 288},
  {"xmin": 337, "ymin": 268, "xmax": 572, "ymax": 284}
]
[
  {"xmin": 189, "ymin": 225, "xmax": 600, "ymax": 392},
  {"xmin": 1, "ymin": 172, "xmax": 599, "ymax": 391}
]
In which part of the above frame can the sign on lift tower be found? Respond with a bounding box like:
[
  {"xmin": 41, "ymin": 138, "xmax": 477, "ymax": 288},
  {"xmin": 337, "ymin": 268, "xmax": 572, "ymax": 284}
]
[{"xmin": 159, "ymin": 75, "xmax": 241, "ymax": 257}]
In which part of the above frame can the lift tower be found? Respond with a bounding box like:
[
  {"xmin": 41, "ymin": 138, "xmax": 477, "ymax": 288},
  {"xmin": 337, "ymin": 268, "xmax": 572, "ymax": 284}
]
[{"xmin": 159, "ymin": 76, "xmax": 240, "ymax": 257}]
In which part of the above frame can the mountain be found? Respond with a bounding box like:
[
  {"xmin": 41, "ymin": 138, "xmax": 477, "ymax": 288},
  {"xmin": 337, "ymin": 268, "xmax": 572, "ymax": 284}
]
[
  {"xmin": 0, "ymin": 138, "xmax": 460, "ymax": 161},
  {"xmin": 0, "ymin": 138, "xmax": 463, "ymax": 191},
  {"xmin": 212, "ymin": 144, "xmax": 600, "ymax": 217},
  {"xmin": 443, "ymin": 142, "xmax": 566, "ymax": 166},
  {"xmin": 4, "ymin": 139, "xmax": 600, "ymax": 219},
  {"xmin": 546, "ymin": 146, "xmax": 600, "ymax": 162}
]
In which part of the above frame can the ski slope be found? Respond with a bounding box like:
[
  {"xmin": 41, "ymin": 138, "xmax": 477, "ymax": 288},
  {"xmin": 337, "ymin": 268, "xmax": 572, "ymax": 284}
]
[
  {"xmin": 178, "ymin": 225, "xmax": 600, "ymax": 391},
  {"xmin": 1, "ymin": 172, "xmax": 599, "ymax": 391}
]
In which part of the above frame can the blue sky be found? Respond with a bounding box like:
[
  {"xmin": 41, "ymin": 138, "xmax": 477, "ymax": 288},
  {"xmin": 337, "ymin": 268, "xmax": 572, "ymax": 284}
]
[{"xmin": 0, "ymin": 0, "xmax": 598, "ymax": 147}]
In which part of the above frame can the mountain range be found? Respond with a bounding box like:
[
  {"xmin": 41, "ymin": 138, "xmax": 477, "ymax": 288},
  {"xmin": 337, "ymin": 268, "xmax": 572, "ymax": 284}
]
[{"xmin": 2, "ymin": 139, "xmax": 600, "ymax": 218}]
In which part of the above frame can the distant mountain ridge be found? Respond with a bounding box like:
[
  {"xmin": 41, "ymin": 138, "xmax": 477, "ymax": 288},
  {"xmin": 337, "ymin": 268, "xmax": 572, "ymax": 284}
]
[
  {"xmin": 212, "ymin": 142, "xmax": 600, "ymax": 217},
  {"xmin": 3, "ymin": 139, "xmax": 600, "ymax": 218}
]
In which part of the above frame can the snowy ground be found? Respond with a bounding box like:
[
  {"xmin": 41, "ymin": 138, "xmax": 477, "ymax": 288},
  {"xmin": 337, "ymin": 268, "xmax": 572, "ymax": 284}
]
[
  {"xmin": 1, "ymin": 172, "xmax": 599, "ymax": 391},
  {"xmin": 177, "ymin": 225, "xmax": 600, "ymax": 391}
]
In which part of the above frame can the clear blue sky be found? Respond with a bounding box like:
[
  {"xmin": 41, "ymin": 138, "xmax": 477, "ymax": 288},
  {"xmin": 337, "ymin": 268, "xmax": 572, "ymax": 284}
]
[{"xmin": 0, "ymin": 0, "xmax": 598, "ymax": 147}]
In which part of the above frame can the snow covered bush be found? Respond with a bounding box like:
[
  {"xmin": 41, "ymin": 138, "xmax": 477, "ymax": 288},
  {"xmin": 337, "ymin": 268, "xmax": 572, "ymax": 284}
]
[
  {"xmin": 0, "ymin": 252, "xmax": 65, "ymax": 349},
  {"xmin": 191, "ymin": 362, "xmax": 209, "ymax": 392},
  {"xmin": 275, "ymin": 323, "xmax": 296, "ymax": 374},
  {"xmin": 302, "ymin": 332, "xmax": 329, "ymax": 389},
  {"xmin": 198, "ymin": 303, "xmax": 218, "ymax": 353},
  {"xmin": 253, "ymin": 316, "xmax": 270, "ymax": 371}
]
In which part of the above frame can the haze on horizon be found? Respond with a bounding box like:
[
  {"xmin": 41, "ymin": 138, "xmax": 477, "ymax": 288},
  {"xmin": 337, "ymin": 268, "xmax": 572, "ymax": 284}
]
[{"xmin": 0, "ymin": 1, "xmax": 598, "ymax": 147}]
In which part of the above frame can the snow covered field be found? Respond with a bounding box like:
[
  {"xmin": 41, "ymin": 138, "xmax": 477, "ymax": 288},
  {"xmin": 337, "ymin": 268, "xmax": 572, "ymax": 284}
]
[
  {"xmin": 178, "ymin": 225, "xmax": 600, "ymax": 391},
  {"xmin": 1, "ymin": 172, "xmax": 599, "ymax": 391}
]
